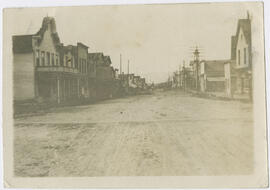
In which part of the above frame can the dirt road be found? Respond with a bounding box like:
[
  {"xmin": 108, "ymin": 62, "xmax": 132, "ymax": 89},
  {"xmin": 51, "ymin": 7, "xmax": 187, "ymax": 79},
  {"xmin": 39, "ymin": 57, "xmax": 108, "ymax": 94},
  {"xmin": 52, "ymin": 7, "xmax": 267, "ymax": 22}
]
[{"xmin": 14, "ymin": 90, "xmax": 253, "ymax": 176}]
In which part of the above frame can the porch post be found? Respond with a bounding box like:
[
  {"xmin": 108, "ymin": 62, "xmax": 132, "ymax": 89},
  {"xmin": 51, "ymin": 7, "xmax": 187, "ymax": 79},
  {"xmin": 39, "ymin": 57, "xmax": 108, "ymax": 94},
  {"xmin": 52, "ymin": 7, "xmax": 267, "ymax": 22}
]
[
  {"xmin": 77, "ymin": 78, "xmax": 80, "ymax": 99},
  {"xmin": 57, "ymin": 77, "xmax": 60, "ymax": 104},
  {"xmin": 63, "ymin": 78, "xmax": 66, "ymax": 101},
  {"xmin": 34, "ymin": 72, "xmax": 39, "ymax": 98}
]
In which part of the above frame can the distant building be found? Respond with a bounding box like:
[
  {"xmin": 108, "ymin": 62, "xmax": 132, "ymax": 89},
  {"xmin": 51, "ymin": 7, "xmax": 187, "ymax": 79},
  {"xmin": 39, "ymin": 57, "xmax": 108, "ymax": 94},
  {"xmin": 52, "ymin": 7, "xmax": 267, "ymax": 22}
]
[
  {"xmin": 61, "ymin": 45, "xmax": 79, "ymax": 101},
  {"xmin": 87, "ymin": 53, "xmax": 98, "ymax": 99},
  {"xmin": 95, "ymin": 54, "xmax": 115, "ymax": 99},
  {"xmin": 199, "ymin": 60, "xmax": 227, "ymax": 92},
  {"xmin": 189, "ymin": 60, "xmax": 199, "ymax": 89},
  {"xmin": 172, "ymin": 71, "xmax": 180, "ymax": 89},
  {"xmin": 119, "ymin": 73, "xmax": 129, "ymax": 94},
  {"xmin": 179, "ymin": 66, "xmax": 193, "ymax": 90},
  {"xmin": 77, "ymin": 42, "xmax": 89, "ymax": 99},
  {"xmin": 118, "ymin": 73, "xmax": 146, "ymax": 95},
  {"xmin": 139, "ymin": 78, "xmax": 146, "ymax": 89}
]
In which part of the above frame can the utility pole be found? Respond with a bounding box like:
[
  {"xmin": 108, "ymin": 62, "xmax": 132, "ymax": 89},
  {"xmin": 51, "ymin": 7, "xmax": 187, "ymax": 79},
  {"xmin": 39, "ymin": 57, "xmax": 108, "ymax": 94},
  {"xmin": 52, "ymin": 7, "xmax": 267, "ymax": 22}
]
[
  {"xmin": 127, "ymin": 59, "xmax": 130, "ymax": 93},
  {"xmin": 127, "ymin": 60, "xmax": 130, "ymax": 75},
  {"xmin": 120, "ymin": 54, "xmax": 122, "ymax": 75},
  {"xmin": 193, "ymin": 46, "xmax": 200, "ymax": 91},
  {"xmin": 183, "ymin": 60, "xmax": 187, "ymax": 92}
]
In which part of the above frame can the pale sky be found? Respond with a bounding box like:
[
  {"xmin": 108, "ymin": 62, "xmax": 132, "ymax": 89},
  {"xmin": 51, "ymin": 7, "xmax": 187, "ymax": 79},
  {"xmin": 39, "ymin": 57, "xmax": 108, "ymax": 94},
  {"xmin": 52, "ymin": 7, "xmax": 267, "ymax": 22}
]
[{"xmin": 6, "ymin": 2, "xmax": 262, "ymax": 83}]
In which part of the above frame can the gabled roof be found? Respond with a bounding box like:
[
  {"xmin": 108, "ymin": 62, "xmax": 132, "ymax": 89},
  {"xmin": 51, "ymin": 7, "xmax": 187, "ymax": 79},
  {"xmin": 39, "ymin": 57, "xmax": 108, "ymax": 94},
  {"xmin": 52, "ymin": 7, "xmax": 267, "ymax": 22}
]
[
  {"xmin": 77, "ymin": 42, "xmax": 89, "ymax": 49},
  {"xmin": 236, "ymin": 19, "xmax": 251, "ymax": 46},
  {"xmin": 184, "ymin": 67, "xmax": 193, "ymax": 72},
  {"xmin": 88, "ymin": 52, "xmax": 104, "ymax": 63},
  {"xmin": 13, "ymin": 17, "xmax": 62, "ymax": 54},
  {"xmin": 104, "ymin": 56, "xmax": 112, "ymax": 65},
  {"xmin": 189, "ymin": 61, "xmax": 195, "ymax": 66},
  {"xmin": 35, "ymin": 17, "xmax": 61, "ymax": 49},
  {"xmin": 12, "ymin": 35, "xmax": 33, "ymax": 53},
  {"xmin": 63, "ymin": 45, "xmax": 77, "ymax": 55},
  {"xmin": 88, "ymin": 52, "xmax": 106, "ymax": 67}
]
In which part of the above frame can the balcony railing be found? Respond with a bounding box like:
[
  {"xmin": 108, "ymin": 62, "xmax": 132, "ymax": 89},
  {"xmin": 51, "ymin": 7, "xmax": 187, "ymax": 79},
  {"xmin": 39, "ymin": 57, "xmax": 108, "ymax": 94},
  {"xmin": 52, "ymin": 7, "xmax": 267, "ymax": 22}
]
[{"xmin": 36, "ymin": 66, "xmax": 79, "ymax": 74}]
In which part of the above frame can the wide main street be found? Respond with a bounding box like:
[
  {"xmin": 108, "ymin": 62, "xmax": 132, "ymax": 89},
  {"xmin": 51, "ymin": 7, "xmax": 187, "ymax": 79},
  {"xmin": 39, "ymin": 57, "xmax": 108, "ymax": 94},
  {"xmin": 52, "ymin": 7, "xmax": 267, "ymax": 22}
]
[{"xmin": 14, "ymin": 90, "xmax": 253, "ymax": 177}]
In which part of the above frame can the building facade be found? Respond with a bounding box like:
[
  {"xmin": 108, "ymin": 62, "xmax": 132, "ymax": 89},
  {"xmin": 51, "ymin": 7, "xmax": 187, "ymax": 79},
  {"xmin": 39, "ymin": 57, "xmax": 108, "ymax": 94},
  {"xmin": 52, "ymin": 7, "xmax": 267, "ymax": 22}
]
[
  {"xmin": 13, "ymin": 16, "xmax": 150, "ymax": 108},
  {"xmin": 13, "ymin": 17, "xmax": 67, "ymax": 103},
  {"xmin": 233, "ymin": 14, "xmax": 252, "ymax": 99},
  {"xmin": 199, "ymin": 60, "xmax": 226, "ymax": 92},
  {"xmin": 95, "ymin": 54, "xmax": 115, "ymax": 99},
  {"xmin": 13, "ymin": 17, "xmax": 114, "ymax": 104}
]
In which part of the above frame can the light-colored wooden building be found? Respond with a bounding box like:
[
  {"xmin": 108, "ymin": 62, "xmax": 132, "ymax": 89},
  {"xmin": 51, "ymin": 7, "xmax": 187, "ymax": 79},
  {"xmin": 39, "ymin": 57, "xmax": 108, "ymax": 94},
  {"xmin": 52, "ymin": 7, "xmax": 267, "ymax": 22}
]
[{"xmin": 233, "ymin": 14, "xmax": 252, "ymax": 98}]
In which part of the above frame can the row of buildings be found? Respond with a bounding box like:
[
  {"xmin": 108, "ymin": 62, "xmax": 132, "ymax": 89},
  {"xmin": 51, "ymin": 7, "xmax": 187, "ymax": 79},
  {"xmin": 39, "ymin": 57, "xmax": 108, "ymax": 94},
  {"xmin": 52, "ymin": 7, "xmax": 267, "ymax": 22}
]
[
  {"xmin": 171, "ymin": 13, "xmax": 252, "ymax": 100},
  {"xmin": 13, "ymin": 17, "xmax": 148, "ymax": 105}
]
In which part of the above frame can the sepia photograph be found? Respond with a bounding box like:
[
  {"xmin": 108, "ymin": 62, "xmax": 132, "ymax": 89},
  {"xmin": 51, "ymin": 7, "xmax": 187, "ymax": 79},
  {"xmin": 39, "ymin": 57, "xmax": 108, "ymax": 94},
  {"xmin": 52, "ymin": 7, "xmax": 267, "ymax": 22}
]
[{"xmin": 2, "ymin": 1, "xmax": 268, "ymax": 188}]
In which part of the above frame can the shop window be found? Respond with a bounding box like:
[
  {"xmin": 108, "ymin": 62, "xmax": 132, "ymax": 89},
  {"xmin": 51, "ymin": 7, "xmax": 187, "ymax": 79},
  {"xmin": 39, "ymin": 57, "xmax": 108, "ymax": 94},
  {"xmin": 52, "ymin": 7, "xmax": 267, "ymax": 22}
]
[
  {"xmin": 81, "ymin": 61, "xmax": 84, "ymax": 73},
  {"xmin": 75, "ymin": 59, "xmax": 78, "ymax": 69},
  {"xmin": 82, "ymin": 59, "xmax": 84, "ymax": 73}
]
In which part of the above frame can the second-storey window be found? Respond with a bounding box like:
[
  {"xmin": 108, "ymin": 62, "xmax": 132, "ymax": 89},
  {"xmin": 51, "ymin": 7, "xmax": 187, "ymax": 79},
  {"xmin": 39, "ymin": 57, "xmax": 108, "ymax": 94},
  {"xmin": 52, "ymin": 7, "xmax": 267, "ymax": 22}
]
[
  {"xmin": 52, "ymin": 53, "xmax": 55, "ymax": 66},
  {"xmin": 79, "ymin": 59, "xmax": 81, "ymax": 72},
  {"xmin": 244, "ymin": 48, "xmax": 247, "ymax": 65},
  {"xmin": 41, "ymin": 51, "xmax": 45, "ymax": 66},
  {"xmin": 81, "ymin": 60, "xmax": 83, "ymax": 73},
  {"xmin": 60, "ymin": 55, "xmax": 63, "ymax": 66},
  {"xmin": 71, "ymin": 58, "xmax": 73, "ymax": 68},
  {"xmin": 65, "ymin": 56, "xmax": 68, "ymax": 67},
  {"xmin": 35, "ymin": 50, "xmax": 40, "ymax": 66},
  {"xmin": 46, "ymin": 52, "xmax": 50, "ymax": 66},
  {"xmin": 238, "ymin": 50, "xmax": 241, "ymax": 66},
  {"xmin": 85, "ymin": 60, "xmax": 87, "ymax": 73},
  {"xmin": 75, "ymin": 59, "xmax": 78, "ymax": 69},
  {"xmin": 56, "ymin": 54, "xmax": 59, "ymax": 66}
]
